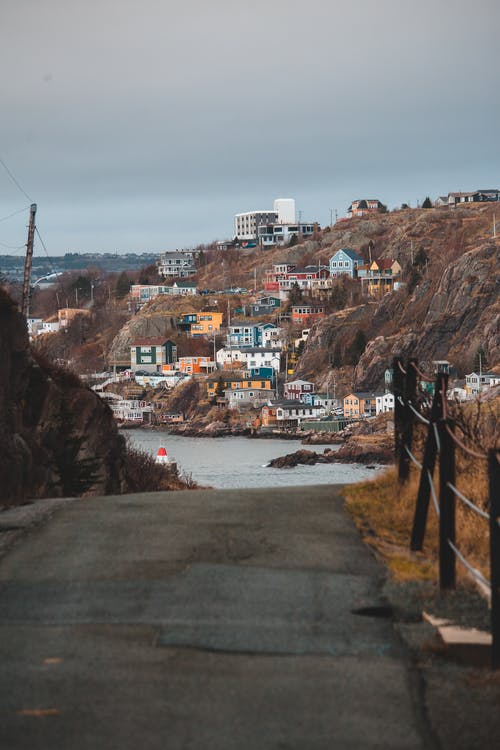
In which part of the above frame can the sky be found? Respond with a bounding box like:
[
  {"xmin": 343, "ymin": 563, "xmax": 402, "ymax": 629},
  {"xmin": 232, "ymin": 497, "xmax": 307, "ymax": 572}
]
[{"xmin": 1, "ymin": 0, "xmax": 499, "ymax": 256}]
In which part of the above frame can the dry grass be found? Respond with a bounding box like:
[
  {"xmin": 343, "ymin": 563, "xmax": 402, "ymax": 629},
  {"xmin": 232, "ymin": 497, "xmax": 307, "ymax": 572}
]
[{"xmin": 344, "ymin": 417, "xmax": 492, "ymax": 585}]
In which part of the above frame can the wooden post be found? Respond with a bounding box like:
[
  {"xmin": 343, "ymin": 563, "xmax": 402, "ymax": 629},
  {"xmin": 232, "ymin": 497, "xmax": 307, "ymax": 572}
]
[
  {"xmin": 21, "ymin": 203, "xmax": 37, "ymax": 318},
  {"xmin": 393, "ymin": 357, "xmax": 405, "ymax": 478},
  {"xmin": 489, "ymin": 449, "xmax": 500, "ymax": 669},
  {"xmin": 410, "ymin": 373, "xmax": 445, "ymax": 551},
  {"xmin": 399, "ymin": 357, "xmax": 418, "ymax": 483},
  {"xmin": 438, "ymin": 417, "xmax": 456, "ymax": 590}
]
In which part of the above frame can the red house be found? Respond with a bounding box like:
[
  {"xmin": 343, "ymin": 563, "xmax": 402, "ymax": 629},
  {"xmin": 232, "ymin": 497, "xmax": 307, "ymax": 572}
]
[{"xmin": 291, "ymin": 304, "xmax": 326, "ymax": 325}]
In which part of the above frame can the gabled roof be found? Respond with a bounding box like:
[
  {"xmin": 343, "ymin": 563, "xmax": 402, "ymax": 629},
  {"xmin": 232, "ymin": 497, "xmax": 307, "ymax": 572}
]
[
  {"xmin": 173, "ymin": 280, "xmax": 197, "ymax": 287},
  {"xmin": 331, "ymin": 247, "xmax": 363, "ymax": 262},
  {"xmin": 372, "ymin": 258, "xmax": 397, "ymax": 270}
]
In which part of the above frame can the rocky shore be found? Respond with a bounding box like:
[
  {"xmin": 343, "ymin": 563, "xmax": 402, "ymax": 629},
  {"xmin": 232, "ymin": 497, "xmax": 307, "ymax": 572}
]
[{"xmin": 268, "ymin": 439, "xmax": 393, "ymax": 468}]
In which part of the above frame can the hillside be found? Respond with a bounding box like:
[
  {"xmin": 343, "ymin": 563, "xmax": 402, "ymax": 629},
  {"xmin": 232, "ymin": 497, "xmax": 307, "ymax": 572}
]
[{"xmin": 105, "ymin": 203, "xmax": 499, "ymax": 395}]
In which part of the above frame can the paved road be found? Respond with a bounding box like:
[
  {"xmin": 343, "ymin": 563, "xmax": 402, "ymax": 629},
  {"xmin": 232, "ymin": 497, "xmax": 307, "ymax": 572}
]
[{"xmin": 0, "ymin": 486, "xmax": 436, "ymax": 749}]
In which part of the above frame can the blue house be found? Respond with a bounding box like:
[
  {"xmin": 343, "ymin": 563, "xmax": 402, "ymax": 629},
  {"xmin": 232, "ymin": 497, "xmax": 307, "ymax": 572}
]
[
  {"xmin": 227, "ymin": 321, "xmax": 280, "ymax": 348},
  {"xmin": 329, "ymin": 248, "xmax": 364, "ymax": 278}
]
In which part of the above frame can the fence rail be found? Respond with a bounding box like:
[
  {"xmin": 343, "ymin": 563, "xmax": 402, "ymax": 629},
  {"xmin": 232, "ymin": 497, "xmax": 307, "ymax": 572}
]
[{"xmin": 393, "ymin": 357, "xmax": 500, "ymax": 669}]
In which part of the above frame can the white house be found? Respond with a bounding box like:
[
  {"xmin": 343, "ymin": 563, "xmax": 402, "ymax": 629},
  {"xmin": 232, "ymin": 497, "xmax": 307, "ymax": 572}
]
[
  {"xmin": 216, "ymin": 347, "xmax": 281, "ymax": 372},
  {"xmin": 157, "ymin": 250, "xmax": 198, "ymax": 278},
  {"xmin": 375, "ymin": 392, "xmax": 395, "ymax": 415},
  {"xmin": 465, "ymin": 371, "xmax": 500, "ymax": 396},
  {"xmin": 274, "ymin": 399, "xmax": 325, "ymax": 425}
]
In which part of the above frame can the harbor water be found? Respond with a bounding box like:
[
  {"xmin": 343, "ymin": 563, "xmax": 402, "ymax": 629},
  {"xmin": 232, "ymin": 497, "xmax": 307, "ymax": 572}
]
[{"xmin": 123, "ymin": 430, "xmax": 385, "ymax": 489}]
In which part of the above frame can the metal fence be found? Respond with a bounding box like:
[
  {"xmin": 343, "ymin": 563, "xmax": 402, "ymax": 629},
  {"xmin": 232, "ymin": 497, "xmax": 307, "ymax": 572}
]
[{"xmin": 393, "ymin": 357, "xmax": 500, "ymax": 669}]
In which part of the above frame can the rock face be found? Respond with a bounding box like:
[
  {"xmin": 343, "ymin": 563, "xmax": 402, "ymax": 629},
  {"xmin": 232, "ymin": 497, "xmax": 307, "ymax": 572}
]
[
  {"xmin": 295, "ymin": 240, "xmax": 499, "ymax": 391},
  {"xmin": 0, "ymin": 290, "xmax": 126, "ymax": 506},
  {"xmin": 108, "ymin": 312, "xmax": 178, "ymax": 364}
]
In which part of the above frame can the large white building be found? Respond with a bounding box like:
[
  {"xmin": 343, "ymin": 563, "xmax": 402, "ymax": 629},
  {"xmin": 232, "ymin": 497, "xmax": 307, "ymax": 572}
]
[{"xmin": 234, "ymin": 198, "xmax": 296, "ymax": 241}]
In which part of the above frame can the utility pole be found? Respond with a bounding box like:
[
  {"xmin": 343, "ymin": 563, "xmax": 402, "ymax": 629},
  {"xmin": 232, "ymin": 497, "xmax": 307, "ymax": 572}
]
[
  {"xmin": 494, "ymin": 214, "xmax": 496, "ymax": 238},
  {"xmin": 21, "ymin": 203, "xmax": 37, "ymax": 318}
]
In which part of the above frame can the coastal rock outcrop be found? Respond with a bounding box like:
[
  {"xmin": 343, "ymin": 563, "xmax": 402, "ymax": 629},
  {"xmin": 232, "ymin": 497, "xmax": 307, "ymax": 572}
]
[{"xmin": 0, "ymin": 290, "xmax": 126, "ymax": 506}]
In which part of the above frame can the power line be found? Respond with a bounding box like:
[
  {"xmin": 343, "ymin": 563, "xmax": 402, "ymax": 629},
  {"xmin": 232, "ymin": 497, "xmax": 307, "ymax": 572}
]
[
  {"xmin": 0, "ymin": 156, "xmax": 32, "ymax": 202},
  {"xmin": 0, "ymin": 205, "xmax": 30, "ymax": 224}
]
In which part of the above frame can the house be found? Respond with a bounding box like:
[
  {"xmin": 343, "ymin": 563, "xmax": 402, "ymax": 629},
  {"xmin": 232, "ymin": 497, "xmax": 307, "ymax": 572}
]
[
  {"xmin": 279, "ymin": 266, "xmax": 329, "ymax": 292},
  {"xmin": 206, "ymin": 373, "xmax": 274, "ymax": 400},
  {"xmin": 170, "ymin": 281, "xmax": 198, "ymax": 296},
  {"xmin": 224, "ymin": 387, "xmax": 275, "ymax": 410},
  {"xmin": 465, "ymin": 371, "xmax": 500, "ymax": 396},
  {"xmin": 130, "ymin": 338, "xmax": 177, "ymax": 373},
  {"xmin": 375, "ymin": 392, "xmax": 395, "ymax": 415},
  {"xmin": 216, "ymin": 347, "xmax": 281, "ymax": 372},
  {"xmin": 27, "ymin": 317, "xmax": 43, "ymax": 336},
  {"xmin": 264, "ymin": 263, "xmax": 297, "ymax": 292},
  {"xmin": 184, "ymin": 311, "xmax": 223, "ymax": 336},
  {"xmin": 347, "ymin": 199, "xmax": 385, "ymax": 218},
  {"xmin": 157, "ymin": 250, "xmax": 198, "ymax": 278},
  {"xmin": 329, "ymin": 248, "xmax": 364, "ymax": 278},
  {"xmin": 248, "ymin": 296, "xmax": 281, "ymax": 317},
  {"xmin": 262, "ymin": 399, "xmax": 325, "ymax": 429},
  {"xmin": 364, "ymin": 259, "xmax": 402, "ymax": 297},
  {"xmin": 130, "ymin": 285, "xmax": 171, "ymax": 301},
  {"xmin": 42, "ymin": 319, "xmax": 61, "ymax": 334},
  {"xmin": 301, "ymin": 392, "xmax": 339, "ymax": 413},
  {"xmin": 169, "ymin": 356, "xmax": 216, "ymax": 375},
  {"xmin": 227, "ymin": 322, "xmax": 281, "ymax": 349},
  {"xmin": 109, "ymin": 399, "xmax": 154, "ymax": 423},
  {"xmin": 343, "ymin": 392, "xmax": 384, "ymax": 418},
  {"xmin": 446, "ymin": 189, "xmax": 500, "ymax": 206},
  {"xmin": 257, "ymin": 222, "xmax": 316, "ymax": 247},
  {"xmin": 283, "ymin": 379, "xmax": 315, "ymax": 400},
  {"xmin": 291, "ymin": 304, "xmax": 325, "ymax": 326}
]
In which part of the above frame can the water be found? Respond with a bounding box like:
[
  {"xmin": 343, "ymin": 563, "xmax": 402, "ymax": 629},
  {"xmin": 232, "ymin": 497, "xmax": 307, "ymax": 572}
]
[{"xmin": 123, "ymin": 430, "xmax": 384, "ymax": 489}]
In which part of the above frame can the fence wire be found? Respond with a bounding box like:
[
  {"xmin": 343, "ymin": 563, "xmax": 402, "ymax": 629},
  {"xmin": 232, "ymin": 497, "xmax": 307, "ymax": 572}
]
[
  {"xmin": 447, "ymin": 540, "xmax": 491, "ymax": 591},
  {"xmin": 405, "ymin": 444, "xmax": 423, "ymax": 471},
  {"xmin": 446, "ymin": 482, "xmax": 489, "ymax": 520},
  {"xmin": 428, "ymin": 470, "xmax": 440, "ymax": 517}
]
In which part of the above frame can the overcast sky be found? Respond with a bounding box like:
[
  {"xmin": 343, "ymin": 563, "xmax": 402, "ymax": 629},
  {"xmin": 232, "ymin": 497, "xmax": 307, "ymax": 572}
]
[{"xmin": 1, "ymin": 0, "xmax": 499, "ymax": 256}]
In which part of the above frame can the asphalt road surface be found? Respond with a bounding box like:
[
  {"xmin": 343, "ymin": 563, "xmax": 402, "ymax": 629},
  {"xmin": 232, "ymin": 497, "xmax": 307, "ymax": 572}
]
[{"xmin": 0, "ymin": 486, "xmax": 437, "ymax": 749}]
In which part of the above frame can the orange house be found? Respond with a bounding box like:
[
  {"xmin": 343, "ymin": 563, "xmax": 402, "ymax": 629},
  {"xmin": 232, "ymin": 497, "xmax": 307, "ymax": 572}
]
[{"xmin": 190, "ymin": 311, "xmax": 223, "ymax": 336}]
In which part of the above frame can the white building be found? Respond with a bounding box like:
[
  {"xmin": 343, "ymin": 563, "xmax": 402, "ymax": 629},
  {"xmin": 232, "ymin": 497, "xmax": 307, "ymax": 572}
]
[
  {"xmin": 257, "ymin": 222, "xmax": 316, "ymax": 247},
  {"xmin": 216, "ymin": 347, "xmax": 281, "ymax": 371},
  {"xmin": 234, "ymin": 197, "xmax": 298, "ymax": 241},
  {"xmin": 273, "ymin": 198, "xmax": 296, "ymax": 223},
  {"xmin": 375, "ymin": 392, "xmax": 395, "ymax": 415},
  {"xmin": 234, "ymin": 210, "xmax": 278, "ymax": 241},
  {"xmin": 157, "ymin": 250, "xmax": 198, "ymax": 278},
  {"xmin": 465, "ymin": 371, "xmax": 500, "ymax": 396}
]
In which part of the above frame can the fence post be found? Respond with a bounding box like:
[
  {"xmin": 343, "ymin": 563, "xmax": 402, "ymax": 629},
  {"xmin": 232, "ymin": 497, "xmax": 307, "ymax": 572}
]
[
  {"xmin": 438, "ymin": 416, "xmax": 455, "ymax": 590},
  {"xmin": 489, "ymin": 449, "xmax": 500, "ymax": 669},
  {"xmin": 410, "ymin": 372, "xmax": 445, "ymax": 551},
  {"xmin": 398, "ymin": 358, "xmax": 417, "ymax": 483},
  {"xmin": 393, "ymin": 357, "xmax": 405, "ymax": 480}
]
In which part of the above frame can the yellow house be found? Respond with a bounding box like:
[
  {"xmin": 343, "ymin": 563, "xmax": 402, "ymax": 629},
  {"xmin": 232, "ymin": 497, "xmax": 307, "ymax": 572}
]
[
  {"xmin": 190, "ymin": 311, "xmax": 223, "ymax": 336},
  {"xmin": 343, "ymin": 392, "xmax": 379, "ymax": 418},
  {"xmin": 366, "ymin": 259, "xmax": 402, "ymax": 297},
  {"xmin": 207, "ymin": 374, "xmax": 273, "ymax": 398}
]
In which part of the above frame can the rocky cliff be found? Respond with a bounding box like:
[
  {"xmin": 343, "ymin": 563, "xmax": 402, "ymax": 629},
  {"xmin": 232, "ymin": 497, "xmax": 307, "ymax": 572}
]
[
  {"xmin": 0, "ymin": 289, "xmax": 126, "ymax": 506},
  {"xmin": 294, "ymin": 228, "xmax": 499, "ymax": 392}
]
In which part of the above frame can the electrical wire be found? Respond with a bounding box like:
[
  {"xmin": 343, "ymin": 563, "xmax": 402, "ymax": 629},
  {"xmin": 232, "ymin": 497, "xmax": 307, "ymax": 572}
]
[
  {"xmin": 0, "ymin": 205, "xmax": 30, "ymax": 224},
  {"xmin": 0, "ymin": 157, "xmax": 32, "ymax": 202}
]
